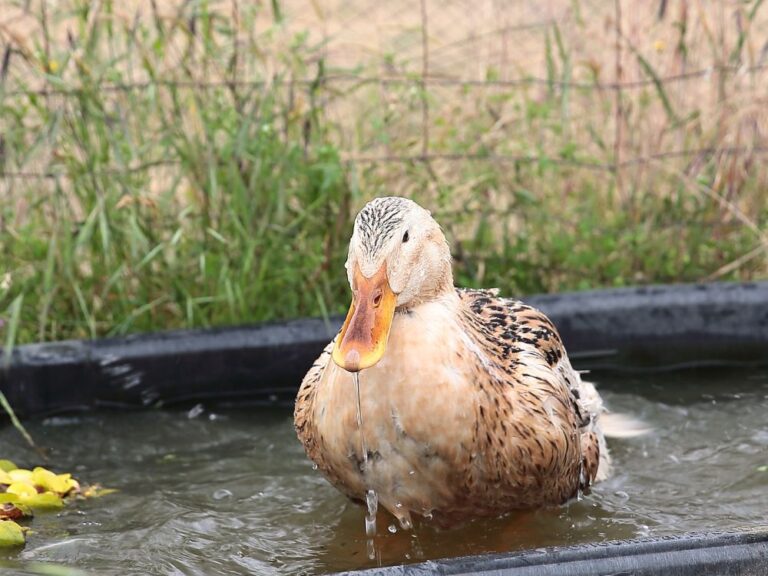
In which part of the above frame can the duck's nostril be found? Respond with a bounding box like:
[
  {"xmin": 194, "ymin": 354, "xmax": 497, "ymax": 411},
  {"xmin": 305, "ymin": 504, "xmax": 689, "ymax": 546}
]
[{"xmin": 372, "ymin": 291, "xmax": 383, "ymax": 307}]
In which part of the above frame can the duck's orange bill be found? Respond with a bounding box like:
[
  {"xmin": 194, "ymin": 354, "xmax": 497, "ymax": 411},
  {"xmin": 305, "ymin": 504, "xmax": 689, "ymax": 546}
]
[{"xmin": 332, "ymin": 263, "xmax": 397, "ymax": 372}]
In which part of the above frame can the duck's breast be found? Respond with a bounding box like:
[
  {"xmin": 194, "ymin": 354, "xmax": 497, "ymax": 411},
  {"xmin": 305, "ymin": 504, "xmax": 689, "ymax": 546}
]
[{"xmin": 313, "ymin": 297, "xmax": 477, "ymax": 520}]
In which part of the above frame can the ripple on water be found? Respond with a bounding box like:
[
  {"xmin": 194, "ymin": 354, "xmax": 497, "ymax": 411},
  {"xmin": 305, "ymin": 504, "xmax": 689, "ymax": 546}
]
[{"xmin": 0, "ymin": 368, "xmax": 765, "ymax": 574}]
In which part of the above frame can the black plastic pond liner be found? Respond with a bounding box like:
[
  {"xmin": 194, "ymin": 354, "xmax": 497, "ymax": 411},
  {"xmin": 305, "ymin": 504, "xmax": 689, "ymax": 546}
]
[
  {"xmin": 337, "ymin": 529, "xmax": 768, "ymax": 576},
  {"xmin": 1, "ymin": 281, "xmax": 768, "ymax": 575},
  {"xmin": 1, "ymin": 281, "xmax": 766, "ymax": 418}
]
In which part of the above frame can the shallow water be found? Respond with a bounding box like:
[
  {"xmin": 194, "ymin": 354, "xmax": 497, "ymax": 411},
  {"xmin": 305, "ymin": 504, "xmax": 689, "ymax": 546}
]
[{"xmin": 1, "ymin": 367, "xmax": 767, "ymax": 575}]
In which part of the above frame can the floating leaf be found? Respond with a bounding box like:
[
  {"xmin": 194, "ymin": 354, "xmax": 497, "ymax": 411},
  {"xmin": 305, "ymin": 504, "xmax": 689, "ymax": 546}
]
[
  {"xmin": 0, "ymin": 494, "xmax": 22, "ymax": 505},
  {"xmin": 6, "ymin": 482, "xmax": 37, "ymax": 498},
  {"xmin": 22, "ymin": 492, "xmax": 63, "ymax": 510},
  {"xmin": 0, "ymin": 459, "xmax": 111, "ymax": 550},
  {"xmin": 80, "ymin": 485, "xmax": 118, "ymax": 499},
  {"xmin": 0, "ymin": 520, "xmax": 26, "ymax": 547},
  {"xmin": 0, "ymin": 502, "xmax": 31, "ymax": 521},
  {"xmin": 32, "ymin": 468, "xmax": 75, "ymax": 495},
  {"xmin": 8, "ymin": 469, "xmax": 34, "ymax": 484},
  {"xmin": 758, "ymin": 465, "xmax": 768, "ymax": 473},
  {"xmin": 4, "ymin": 485, "xmax": 62, "ymax": 510}
]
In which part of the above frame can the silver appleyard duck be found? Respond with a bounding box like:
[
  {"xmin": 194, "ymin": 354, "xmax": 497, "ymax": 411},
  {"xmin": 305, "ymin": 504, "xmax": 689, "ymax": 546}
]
[{"xmin": 294, "ymin": 196, "xmax": 638, "ymax": 529}]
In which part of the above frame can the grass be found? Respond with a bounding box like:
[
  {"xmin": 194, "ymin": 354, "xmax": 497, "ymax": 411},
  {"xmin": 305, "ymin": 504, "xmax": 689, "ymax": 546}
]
[{"xmin": 0, "ymin": 0, "xmax": 766, "ymax": 347}]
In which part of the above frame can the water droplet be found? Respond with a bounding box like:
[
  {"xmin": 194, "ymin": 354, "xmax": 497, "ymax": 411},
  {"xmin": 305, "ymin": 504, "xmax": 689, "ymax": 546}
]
[
  {"xmin": 423, "ymin": 511, "xmax": 433, "ymax": 520},
  {"xmin": 388, "ymin": 524, "xmax": 397, "ymax": 533},
  {"xmin": 365, "ymin": 489, "xmax": 378, "ymax": 537},
  {"xmin": 366, "ymin": 538, "xmax": 376, "ymax": 560},
  {"xmin": 312, "ymin": 463, "xmax": 318, "ymax": 470},
  {"xmin": 187, "ymin": 403, "xmax": 204, "ymax": 419},
  {"xmin": 366, "ymin": 490, "xmax": 378, "ymax": 515},
  {"xmin": 398, "ymin": 515, "xmax": 413, "ymax": 530},
  {"xmin": 213, "ymin": 489, "xmax": 232, "ymax": 500},
  {"xmin": 395, "ymin": 502, "xmax": 403, "ymax": 509},
  {"xmin": 409, "ymin": 470, "xmax": 415, "ymax": 476},
  {"xmin": 365, "ymin": 515, "xmax": 377, "ymax": 538},
  {"xmin": 354, "ymin": 373, "xmax": 368, "ymax": 467}
]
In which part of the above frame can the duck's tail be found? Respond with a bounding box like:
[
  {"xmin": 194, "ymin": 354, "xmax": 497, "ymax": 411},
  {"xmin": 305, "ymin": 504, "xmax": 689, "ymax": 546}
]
[
  {"xmin": 600, "ymin": 412, "xmax": 652, "ymax": 439},
  {"xmin": 576, "ymin": 377, "xmax": 652, "ymax": 439}
]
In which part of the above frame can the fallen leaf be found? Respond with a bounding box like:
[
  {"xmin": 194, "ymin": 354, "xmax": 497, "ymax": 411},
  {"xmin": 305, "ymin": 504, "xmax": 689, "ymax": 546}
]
[
  {"xmin": 0, "ymin": 502, "xmax": 30, "ymax": 521},
  {"xmin": 6, "ymin": 482, "xmax": 37, "ymax": 498},
  {"xmin": 8, "ymin": 469, "xmax": 34, "ymax": 484},
  {"xmin": 22, "ymin": 492, "xmax": 63, "ymax": 510},
  {"xmin": 33, "ymin": 468, "xmax": 73, "ymax": 495},
  {"xmin": 0, "ymin": 520, "xmax": 26, "ymax": 547},
  {"xmin": 80, "ymin": 485, "xmax": 118, "ymax": 499}
]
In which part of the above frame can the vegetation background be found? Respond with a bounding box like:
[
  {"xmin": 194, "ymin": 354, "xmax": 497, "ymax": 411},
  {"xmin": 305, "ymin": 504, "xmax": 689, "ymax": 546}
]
[{"xmin": 1, "ymin": 0, "xmax": 767, "ymax": 346}]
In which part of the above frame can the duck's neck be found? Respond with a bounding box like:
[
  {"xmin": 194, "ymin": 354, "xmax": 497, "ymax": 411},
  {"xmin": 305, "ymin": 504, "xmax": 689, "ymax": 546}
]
[
  {"xmin": 378, "ymin": 289, "xmax": 462, "ymax": 372},
  {"xmin": 396, "ymin": 269, "xmax": 456, "ymax": 312},
  {"xmin": 391, "ymin": 288, "xmax": 461, "ymax": 337}
]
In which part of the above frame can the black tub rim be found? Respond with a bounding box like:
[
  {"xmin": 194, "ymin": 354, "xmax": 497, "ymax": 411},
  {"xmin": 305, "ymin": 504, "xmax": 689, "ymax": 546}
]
[
  {"xmin": 1, "ymin": 280, "xmax": 767, "ymax": 419},
  {"xmin": 334, "ymin": 527, "xmax": 768, "ymax": 576}
]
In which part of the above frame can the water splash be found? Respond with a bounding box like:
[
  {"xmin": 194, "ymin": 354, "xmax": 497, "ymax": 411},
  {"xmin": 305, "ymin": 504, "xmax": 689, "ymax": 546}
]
[
  {"xmin": 365, "ymin": 489, "xmax": 378, "ymax": 537},
  {"xmin": 354, "ymin": 372, "xmax": 367, "ymax": 466},
  {"xmin": 354, "ymin": 372, "xmax": 379, "ymax": 561}
]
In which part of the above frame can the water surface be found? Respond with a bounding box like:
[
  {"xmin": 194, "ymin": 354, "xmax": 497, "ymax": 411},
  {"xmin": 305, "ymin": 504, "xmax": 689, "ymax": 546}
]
[{"xmin": 1, "ymin": 368, "xmax": 767, "ymax": 574}]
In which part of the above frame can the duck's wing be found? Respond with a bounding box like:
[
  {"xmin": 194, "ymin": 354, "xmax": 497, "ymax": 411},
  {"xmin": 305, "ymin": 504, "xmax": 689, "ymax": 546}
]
[
  {"xmin": 456, "ymin": 288, "xmax": 606, "ymax": 488},
  {"xmin": 294, "ymin": 338, "xmax": 335, "ymax": 467}
]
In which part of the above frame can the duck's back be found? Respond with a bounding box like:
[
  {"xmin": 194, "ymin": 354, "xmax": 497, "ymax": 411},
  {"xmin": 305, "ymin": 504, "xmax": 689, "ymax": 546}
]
[{"xmin": 455, "ymin": 288, "xmax": 608, "ymax": 505}]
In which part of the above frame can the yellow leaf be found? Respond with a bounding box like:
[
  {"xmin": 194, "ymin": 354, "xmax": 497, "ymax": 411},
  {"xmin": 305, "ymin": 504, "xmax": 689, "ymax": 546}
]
[
  {"xmin": 6, "ymin": 483, "xmax": 37, "ymax": 498},
  {"xmin": 0, "ymin": 520, "xmax": 26, "ymax": 547},
  {"xmin": 81, "ymin": 485, "xmax": 118, "ymax": 499},
  {"xmin": 8, "ymin": 469, "xmax": 34, "ymax": 484},
  {"xmin": 23, "ymin": 492, "xmax": 63, "ymax": 510},
  {"xmin": 33, "ymin": 467, "xmax": 70, "ymax": 495}
]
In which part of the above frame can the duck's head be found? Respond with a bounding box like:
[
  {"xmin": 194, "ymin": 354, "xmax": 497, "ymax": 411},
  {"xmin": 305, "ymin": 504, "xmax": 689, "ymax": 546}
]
[{"xmin": 332, "ymin": 197, "xmax": 452, "ymax": 373}]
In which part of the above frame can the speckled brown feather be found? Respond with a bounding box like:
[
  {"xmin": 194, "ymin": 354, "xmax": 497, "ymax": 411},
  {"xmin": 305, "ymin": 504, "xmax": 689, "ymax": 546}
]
[
  {"xmin": 455, "ymin": 289, "xmax": 601, "ymax": 503},
  {"xmin": 294, "ymin": 287, "xmax": 607, "ymax": 527}
]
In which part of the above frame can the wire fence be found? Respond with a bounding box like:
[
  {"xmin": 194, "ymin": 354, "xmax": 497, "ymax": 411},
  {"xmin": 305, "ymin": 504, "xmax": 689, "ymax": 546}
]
[
  {"xmin": 4, "ymin": 147, "xmax": 768, "ymax": 180},
  {"xmin": 2, "ymin": 0, "xmax": 768, "ymax": 185}
]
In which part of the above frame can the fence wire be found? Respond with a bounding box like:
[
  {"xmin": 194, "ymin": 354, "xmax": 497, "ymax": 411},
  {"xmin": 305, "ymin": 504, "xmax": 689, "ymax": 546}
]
[{"xmin": 2, "ymin": 0, "xmax": 768, "ymax": 182}]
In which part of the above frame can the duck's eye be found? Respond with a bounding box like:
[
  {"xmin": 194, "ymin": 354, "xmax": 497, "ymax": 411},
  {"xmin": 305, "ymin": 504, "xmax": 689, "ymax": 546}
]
[{"xmin": 402, "ymin": 230, "xmax": 410, "ymax": 243}]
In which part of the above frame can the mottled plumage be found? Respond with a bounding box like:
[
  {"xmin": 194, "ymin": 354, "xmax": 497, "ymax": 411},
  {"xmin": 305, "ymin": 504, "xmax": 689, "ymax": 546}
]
[
  {"xmin": 355, "ymin": 197, "xmax": 408, "ymax": 258},
  {"xmin": 294, "ymin": 197, "xmax": 617, "ymax": 529}
]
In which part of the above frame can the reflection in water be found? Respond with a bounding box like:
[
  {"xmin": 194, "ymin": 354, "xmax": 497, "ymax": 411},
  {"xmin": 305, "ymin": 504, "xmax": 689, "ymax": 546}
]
[{"xmin": 0, "ymin": 368, "xmax": 766, "ymax": 575}]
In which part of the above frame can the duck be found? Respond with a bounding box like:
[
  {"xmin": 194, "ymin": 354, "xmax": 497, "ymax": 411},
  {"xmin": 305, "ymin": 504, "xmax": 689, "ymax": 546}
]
[{"xmin": 294, "ymin": 196, "xmax": 634, "ymax": 529}]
